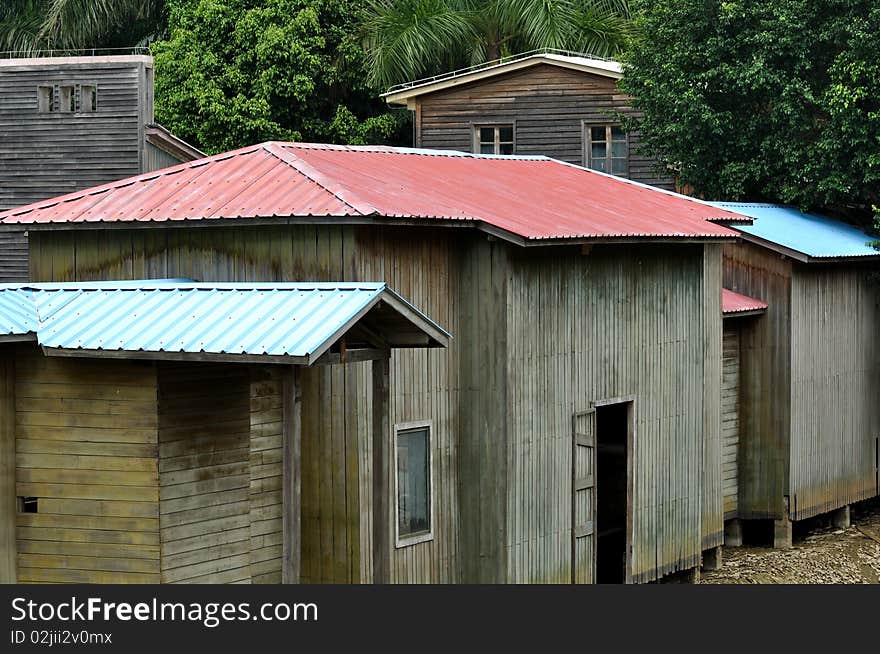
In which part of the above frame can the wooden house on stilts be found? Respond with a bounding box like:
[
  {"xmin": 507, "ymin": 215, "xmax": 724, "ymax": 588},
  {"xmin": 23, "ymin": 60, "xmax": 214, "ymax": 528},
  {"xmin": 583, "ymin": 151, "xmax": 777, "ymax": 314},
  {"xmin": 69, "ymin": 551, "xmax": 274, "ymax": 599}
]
[
  {"xmin": 0, "ymin": 144, "xmax": 752, "ymax": 583},
  {"xmin": 713, "ymin": 203, "xmax": 880, "ymax": 548}
]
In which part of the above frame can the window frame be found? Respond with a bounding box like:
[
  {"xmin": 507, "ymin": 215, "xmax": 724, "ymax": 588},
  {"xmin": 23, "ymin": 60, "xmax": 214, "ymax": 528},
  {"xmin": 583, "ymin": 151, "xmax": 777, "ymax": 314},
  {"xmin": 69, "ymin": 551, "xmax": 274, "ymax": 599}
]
[
  {"xmin": 583, "ymin": 122, "xmax": 629, "ymax": 176},
  {"xmin": 472, "ymin": 123, "xmax": 516, "ymax": 155},
  {"xmin": 393, "ymin": 419, "xmax": 434, "ymax": 549},
  {"xmin": 36, "ymin": 81, "xmax": 98, "ymax": 113}
]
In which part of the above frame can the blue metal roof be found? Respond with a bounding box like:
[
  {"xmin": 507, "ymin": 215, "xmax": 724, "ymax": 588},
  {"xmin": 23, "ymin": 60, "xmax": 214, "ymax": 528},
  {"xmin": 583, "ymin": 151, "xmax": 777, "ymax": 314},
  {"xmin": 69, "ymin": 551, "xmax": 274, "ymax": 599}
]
[
  {"xmin": 711, "ymin": 203, "xmax": 880, "ymax": 260},
  {"xmin": 0, "ymin": 281, "xmax": 449, "ymax": 363}
]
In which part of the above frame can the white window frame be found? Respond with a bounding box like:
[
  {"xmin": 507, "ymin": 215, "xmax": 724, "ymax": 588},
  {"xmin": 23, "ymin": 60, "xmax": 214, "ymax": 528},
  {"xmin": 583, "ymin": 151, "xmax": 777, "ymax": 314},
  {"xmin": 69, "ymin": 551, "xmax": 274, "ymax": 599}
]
[
  {"xmin": 394, "ymin": 420, "xmax": 434, "ymax": 548},
  {"xmin": 473, "ymin": 123, "xmax": 515, "ymax": 155},
  {"xmin": 583, "ymin": 122, "xmax": 629, "ymax": 176}
]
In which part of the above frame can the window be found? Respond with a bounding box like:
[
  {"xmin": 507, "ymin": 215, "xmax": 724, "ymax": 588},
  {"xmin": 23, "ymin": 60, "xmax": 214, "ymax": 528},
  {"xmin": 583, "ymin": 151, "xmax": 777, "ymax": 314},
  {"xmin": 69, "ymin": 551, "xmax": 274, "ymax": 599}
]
[
  {"xmin": 586, "ymin": 125, "xmax": 628, "ymax": 175},
  {"xmin": 17, "ymin": 497, "xmax": 38, "ymax": 513},
  {"xmin": 37, "ymin": 83, "xmax": 97, "ymax": 113},
  {"xmin": 395, "ymin": 422, "xmax": 432, "ymax": 546},
  {"xmin": 475, "ymin": 124, "xmax": 514, "ymax": 155}
]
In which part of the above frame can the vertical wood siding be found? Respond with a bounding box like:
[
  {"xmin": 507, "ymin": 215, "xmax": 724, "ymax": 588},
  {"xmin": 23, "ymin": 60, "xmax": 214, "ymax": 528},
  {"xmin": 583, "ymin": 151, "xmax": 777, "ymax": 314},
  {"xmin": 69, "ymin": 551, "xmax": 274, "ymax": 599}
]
[
  {"xmin": 722, "ymin": 243, "xmax": 791, "ymax": 519},
  {"xmin": 505, "ymin": 244, "xmax": 708, "ymax": 583},
  {"xmin": 14, "ymin": 350, "xmax": 160, "ymax": 583},
  {"xmin": 789, "ymin": 264, "xmax": 880, "ymax": 519},
  {"xmin": 701, "ymin": 244, "xmax": 723, "ymax": 549},
  {"xmin": 416, "ymin": 64, "xmax": 674, "ymax": 189},
  {"xmin": 721, "ymin": 325, "xmax": 741, "ymax": 518}
]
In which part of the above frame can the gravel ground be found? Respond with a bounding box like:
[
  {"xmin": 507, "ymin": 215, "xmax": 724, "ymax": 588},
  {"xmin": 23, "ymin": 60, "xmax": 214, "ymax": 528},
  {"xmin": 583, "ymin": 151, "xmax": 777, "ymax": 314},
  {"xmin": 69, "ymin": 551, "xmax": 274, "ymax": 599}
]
[{"xmin": 702, "ymin": 498, "xmax": 880, "ymax": 584}]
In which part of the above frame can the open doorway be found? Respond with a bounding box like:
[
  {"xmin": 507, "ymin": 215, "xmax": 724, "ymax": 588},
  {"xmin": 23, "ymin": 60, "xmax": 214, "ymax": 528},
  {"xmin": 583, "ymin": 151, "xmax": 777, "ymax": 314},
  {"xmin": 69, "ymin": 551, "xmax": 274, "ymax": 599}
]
[{"xmin": 595, "ymin": 401, "xmax": 631, "ymax": 583}]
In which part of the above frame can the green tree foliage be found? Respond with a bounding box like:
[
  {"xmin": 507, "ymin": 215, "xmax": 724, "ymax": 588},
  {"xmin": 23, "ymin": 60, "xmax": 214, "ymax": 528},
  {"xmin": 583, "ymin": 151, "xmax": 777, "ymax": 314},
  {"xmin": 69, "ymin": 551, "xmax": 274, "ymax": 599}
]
[
  {"xmin": 621, "ymin": 0, "xmax": 880, "ymax": 225},
  {"xmin": 362, "ymin": 0, "xmax": 633, "ymax": 88},
  {"xmin": 0, "ymin": 0, "xmax": 164, "ymax": 53},
  {"xmin": 153, "ymin": 0, "xmax": 407, "ymax": 154}
]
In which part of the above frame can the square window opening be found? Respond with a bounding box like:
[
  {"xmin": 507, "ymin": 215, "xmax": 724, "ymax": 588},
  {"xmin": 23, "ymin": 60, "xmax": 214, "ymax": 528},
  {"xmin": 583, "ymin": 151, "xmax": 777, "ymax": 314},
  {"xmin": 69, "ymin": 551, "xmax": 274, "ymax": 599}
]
[
  {"xmin": 18, "ymin": 496, "xmax": 38, "ymax": 513},
  {"xmin": 395, "ymin": 423, "xmax": 433, "ymax": 547}
]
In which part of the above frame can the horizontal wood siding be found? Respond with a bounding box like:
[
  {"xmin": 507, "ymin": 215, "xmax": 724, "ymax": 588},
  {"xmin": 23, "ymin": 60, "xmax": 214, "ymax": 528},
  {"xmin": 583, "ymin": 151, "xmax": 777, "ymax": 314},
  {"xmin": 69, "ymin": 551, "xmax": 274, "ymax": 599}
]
[
  {"xmin": 0, "ymin": 352, "xmax": 15, "ymax": 582},
  {"xmin": 14, "ymin": 349, "xmax": 160, "ymax": 583},
  {"xmin": 158, "ymin": 364, "xmax": 253, "ymax": 584},
  {"xmin": 721, "ymin": 325, "xmax": 741, "ymax": 518},
  {"xmin": 417, "ymin": 64, "xmax": 674, "ymax": 189},
  {"xmin": 789, "ymin": 263, "xmax": 880, "ymax": 519},
  {"xmin": 0, "ymin": 230, "xmax": 28, "ymax": 282},
  {"xmin": 249, "ymin": 368, "xmax": 283, "ymax": 584},
  {"xmin": 505, "ymin": 244, "xmax": 707, "ymax": 583},
  {"xmin": 0, "ymin": 60, "xmax": 149, "ymax": 211},
  {"xmin": 722, "ymin": 243, "xmax": 791, "ymax": 519}
]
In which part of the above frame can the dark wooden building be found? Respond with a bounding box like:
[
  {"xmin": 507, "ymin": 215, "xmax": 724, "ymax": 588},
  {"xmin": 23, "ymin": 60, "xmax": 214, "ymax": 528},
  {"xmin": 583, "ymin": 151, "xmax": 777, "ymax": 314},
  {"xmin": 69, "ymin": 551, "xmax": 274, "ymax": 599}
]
[
  {"xmin": 0, "ymin": 143, "xmax": 751, "ymax": 583},
  {"xmin": 713, "ymin": 203, "xmax": 880, "ymax": 547},
  {"xmin": 0, "ymin": 55, "xmax": 202, "ymax": 282},
  {"xmin": 383, "ymin": 52, "xmax": 674, "ymax": 190}
]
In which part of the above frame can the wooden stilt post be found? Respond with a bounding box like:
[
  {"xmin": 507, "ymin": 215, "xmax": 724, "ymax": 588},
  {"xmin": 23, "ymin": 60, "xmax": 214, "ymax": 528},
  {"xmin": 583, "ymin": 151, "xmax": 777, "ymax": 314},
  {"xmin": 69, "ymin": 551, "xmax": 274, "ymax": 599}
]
[
  {"xmin": 372, "ymin": 353, "xmax": 391, "ymax": 584},
  {"xmin": 282, "ymin": 366, "xmax": 302, "ymax": 584}
]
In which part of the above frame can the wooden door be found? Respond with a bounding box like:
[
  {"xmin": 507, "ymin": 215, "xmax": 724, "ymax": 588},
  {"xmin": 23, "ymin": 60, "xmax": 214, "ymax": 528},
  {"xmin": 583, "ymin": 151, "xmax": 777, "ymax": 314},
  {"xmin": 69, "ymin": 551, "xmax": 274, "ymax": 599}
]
[
  {"xmin": 721, "ymin": 325, "xmax": 740, "ymax": 518},
  {"xmin": 571, "ymin": 408, "xmax": 596, "ymax": 584}
]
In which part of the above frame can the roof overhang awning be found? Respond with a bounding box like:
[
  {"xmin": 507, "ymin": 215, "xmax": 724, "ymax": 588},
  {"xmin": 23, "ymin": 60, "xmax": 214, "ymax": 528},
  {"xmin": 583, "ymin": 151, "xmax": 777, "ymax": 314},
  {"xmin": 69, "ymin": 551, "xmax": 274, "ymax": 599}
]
[
  {"xmin": 722, "ymin": 288, "xmax": 768, "ymax": 318},
  {"xmin": 0, "ymin": 281, "xmax": 450, "ymax": 365}
]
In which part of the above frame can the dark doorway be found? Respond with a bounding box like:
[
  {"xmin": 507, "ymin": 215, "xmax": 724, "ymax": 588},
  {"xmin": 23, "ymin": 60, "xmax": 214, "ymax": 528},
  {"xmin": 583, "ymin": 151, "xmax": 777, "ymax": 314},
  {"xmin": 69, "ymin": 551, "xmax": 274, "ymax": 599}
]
[{"xmin": 595, "ymin": 401, "xmax": 629, "ymax": 583}]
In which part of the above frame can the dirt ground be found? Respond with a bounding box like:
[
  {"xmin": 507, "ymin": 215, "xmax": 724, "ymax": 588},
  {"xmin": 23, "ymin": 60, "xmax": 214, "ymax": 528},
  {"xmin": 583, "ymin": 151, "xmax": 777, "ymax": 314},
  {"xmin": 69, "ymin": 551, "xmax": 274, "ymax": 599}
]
[{"xmin": 702, "ymin": 498, "xmax": 880, "ymax": 584}]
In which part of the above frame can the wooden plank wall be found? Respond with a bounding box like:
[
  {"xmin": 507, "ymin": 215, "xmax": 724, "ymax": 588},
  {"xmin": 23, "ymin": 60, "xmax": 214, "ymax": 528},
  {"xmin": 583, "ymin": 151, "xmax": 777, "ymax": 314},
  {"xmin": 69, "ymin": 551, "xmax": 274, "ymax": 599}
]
[
  {"xmin": 722, "ymin": 243, "xmax": 792, "ymax": 519},
  {"xmin": 721, "ymin": 324, "xmax": 741, "ymax": 519},
  {"xmin": 14, "ymin": 350, "xmax": 160, "ymax": 583},
  {"xmin": 416, "ymin": 63, "xmax": 674, "ymax": 189},
  {"xmin": 701, "ymin": 244, "xmax": 723, "ymax": 550},
  {"xmin": 31, "ymin": 224, "xmax": 460, "ymax": 583},
  {"xmin": 0, "ymin": 351, "xmax": 16, "ymax": 582},
  {"xmin": 0, "ymin": 58, "xmax": 150, "ymax": 212},
  {"xmin": 456, "ymin": 236, "xmax": 509, "ymax": 583},
  {"xmin": 0, "ymin": 230, "xmax": 28, "ymax": 283},
  {"xmin": 157, "ymin": 364, "xmax": 254, "ymax": 584},
  {"xmin": 505, "ymin": 244, "xmax": 707, "ymax": 583},
  {"xmin": 249, "ymin": 368, "xmax": 284, "ymax": 583},
  {"xmin": 789, "ymin": 263, "xmax": 880, "ymax": 519}
]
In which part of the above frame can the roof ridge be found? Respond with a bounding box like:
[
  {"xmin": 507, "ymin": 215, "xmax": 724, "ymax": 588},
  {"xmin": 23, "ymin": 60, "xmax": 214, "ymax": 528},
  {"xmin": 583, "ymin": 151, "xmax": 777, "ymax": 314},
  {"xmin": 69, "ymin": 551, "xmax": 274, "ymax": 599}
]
[{"xmin": 262, "ymin": 142, "xmax": 380, "ymax": 216}]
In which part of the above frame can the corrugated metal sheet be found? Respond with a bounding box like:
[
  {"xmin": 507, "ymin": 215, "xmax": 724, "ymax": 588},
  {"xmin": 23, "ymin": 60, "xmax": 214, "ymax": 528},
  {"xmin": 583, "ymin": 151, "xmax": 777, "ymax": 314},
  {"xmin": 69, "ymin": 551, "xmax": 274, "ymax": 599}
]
[
  {"xmin": 0, "ymin": 142, "xmax": 746, "ymax": 241},
  {"xmin": 713, "ymin": 202, "xmax": 880, "ymax": 259},
  {"xmin": 0, "ymin": 287, "xmax": 36, "ymax": 336},
  {"xmin": 722, "ymin": 288, "xmax": 768, "ymax": 315},
  {"xmin": 0, "ymin": 281, "xmax": 448, "ymax": 362}
]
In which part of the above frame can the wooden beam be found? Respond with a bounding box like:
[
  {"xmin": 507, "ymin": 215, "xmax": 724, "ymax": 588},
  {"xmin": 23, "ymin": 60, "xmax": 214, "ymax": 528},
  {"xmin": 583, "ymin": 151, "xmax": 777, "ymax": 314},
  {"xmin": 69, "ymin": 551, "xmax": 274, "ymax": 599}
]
[
  {"xmin": 42, "ymin": 347, "xmax": 309, "ymax": 366},
  {"xmin": 312, "ymin": 348, "xmax": 387, "ymax": 366},
  {"xmin": 372, "ymin": 354, "xmax": 391, "ymax": 583},
  {"xmin": 282, "ymin": 366, "xmax": 302, "ymax": 584}
]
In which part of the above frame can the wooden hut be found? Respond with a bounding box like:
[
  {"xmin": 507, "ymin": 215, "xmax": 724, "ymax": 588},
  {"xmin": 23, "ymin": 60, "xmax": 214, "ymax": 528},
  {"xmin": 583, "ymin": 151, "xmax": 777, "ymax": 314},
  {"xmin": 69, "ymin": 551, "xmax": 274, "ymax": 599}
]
[
  {"xmin": 713, "ymin": 203, "xmax": 880, "ymax": 547},
  {"xmin": 0, "ymin": 55, "xmax": 203, "ymax": 282},
  {"xmin": 383, "ymin": 51, "xmax": 674, "ymax": 189},
  {"xmin": 0, "ymin": 281, "xmax": 447, "ymax": 583},
  {"xmin": 0, "ymin": 144, "xmax": 750, "ymax": 583}
]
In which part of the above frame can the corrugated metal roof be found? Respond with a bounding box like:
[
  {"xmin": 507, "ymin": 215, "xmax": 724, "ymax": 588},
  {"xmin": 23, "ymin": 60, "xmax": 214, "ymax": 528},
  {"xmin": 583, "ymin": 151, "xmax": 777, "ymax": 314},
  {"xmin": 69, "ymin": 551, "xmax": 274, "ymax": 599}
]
[
  {"xmin": 0, "ymin": 142, "xmax": 746, "ymax": 242},
  {"xmin": 0, "ymin": 288, "xmax": 36, "ymax": 338},
  {"xmin": 0, "ymin": 281, "xmax": 449, "ymax": 363},
  {"xmin": 722, "ymin": 288, "xmax": 768, "ymax": 315},
  {"xmin": 712, "ymin": 203, "xmax": 880, "ymax": 260}
]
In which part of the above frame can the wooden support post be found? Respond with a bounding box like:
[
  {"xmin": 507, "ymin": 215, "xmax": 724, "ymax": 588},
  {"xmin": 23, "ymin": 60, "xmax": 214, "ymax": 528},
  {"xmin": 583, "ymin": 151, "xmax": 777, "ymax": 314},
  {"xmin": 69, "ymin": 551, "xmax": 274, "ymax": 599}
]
[
  {"xmin": 282, "ymin": 366, "xmax": 302, "ymax": 584},
  {"xmin": 724, "ymin": 519, "xmax": 743, "ymax": 547},
  {"xmin": 832, "ymin": 505, "xmax": 851, "ymax": 530},
  {"xmin": 372, "ymin": 353, "xmax": 391, "ymax": 584},
  {"xmin": 773, "ymin": 517, "xmax": 792, "ymax": 549}
]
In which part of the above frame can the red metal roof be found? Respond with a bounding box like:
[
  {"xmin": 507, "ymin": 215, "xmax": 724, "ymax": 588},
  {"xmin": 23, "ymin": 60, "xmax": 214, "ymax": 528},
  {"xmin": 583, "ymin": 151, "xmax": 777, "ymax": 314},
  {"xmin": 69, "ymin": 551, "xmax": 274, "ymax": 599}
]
[
  {"xmin": 722, "ymin": 288, "xmax": 768, "ymax": 315},
  {"xmin": 0, "ymin": 142, "xmax": 747, "ymax": 243}
]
